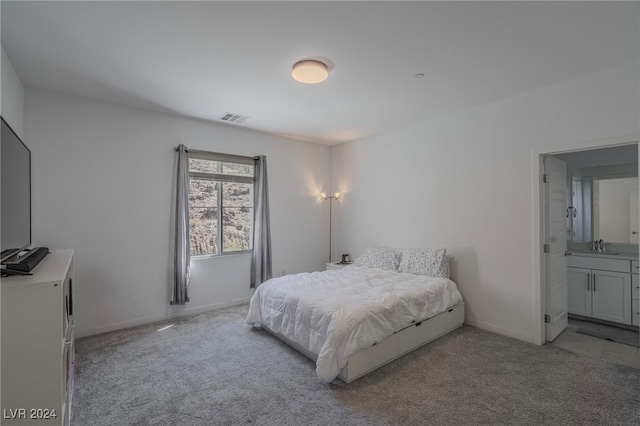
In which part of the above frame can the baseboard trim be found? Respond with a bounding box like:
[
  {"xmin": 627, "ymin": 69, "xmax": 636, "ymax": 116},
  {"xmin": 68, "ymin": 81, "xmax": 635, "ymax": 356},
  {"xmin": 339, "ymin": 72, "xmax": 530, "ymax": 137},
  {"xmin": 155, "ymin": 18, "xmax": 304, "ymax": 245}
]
[
  {"xmin": 464, "ymin": 317, "xmax": 537, "ymax": 345},
  {"xmin": 75, "ymin": 298, "xmax": 251, "ymax": 338},
  {"xmin": 77, "ymin": 304, "xmax": 539, "ymax": 345}
]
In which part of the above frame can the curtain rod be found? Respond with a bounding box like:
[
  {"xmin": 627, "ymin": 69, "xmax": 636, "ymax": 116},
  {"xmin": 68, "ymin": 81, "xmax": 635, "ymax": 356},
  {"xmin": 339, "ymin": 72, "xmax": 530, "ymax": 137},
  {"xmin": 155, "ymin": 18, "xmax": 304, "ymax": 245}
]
[{"xmin": 174, "ymin": 146, "xmax": 259, "ymax": 160}]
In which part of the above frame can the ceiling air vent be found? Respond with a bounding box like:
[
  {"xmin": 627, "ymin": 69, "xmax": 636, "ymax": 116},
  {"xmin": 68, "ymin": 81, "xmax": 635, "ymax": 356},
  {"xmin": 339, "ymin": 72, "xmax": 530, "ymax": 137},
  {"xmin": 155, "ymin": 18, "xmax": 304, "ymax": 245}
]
[{"xmin": 220, "ymin": 113, "xmax": 250, "ymax": 124}]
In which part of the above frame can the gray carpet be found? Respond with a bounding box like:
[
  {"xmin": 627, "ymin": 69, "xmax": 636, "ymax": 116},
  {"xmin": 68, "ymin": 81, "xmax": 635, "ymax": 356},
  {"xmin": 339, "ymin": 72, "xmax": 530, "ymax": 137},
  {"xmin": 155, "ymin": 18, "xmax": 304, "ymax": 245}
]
[
  {"xmin": 72, "ymin": 305, "xmax": 640, "ymax": 426},
  {"xmin": 576, "ymin": 320, "xmax": 640, "ymax": 348}
]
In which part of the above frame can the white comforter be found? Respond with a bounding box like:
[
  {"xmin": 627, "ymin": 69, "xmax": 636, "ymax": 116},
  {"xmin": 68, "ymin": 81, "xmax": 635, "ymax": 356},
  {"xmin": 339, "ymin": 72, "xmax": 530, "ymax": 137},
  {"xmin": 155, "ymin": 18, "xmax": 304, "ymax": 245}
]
[{"xmin": 246, "ymin": 265, "xmax": 463, "ymax": 382}]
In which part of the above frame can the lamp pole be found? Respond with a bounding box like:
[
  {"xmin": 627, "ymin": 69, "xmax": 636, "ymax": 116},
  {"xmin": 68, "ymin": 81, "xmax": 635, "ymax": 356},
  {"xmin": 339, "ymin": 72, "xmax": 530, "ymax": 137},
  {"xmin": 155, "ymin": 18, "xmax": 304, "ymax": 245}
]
[
  {"xmin": 322, "ymin": 192, "xmax": 340, "ymax": 263},
  {"xmin": 329, "ymin": 196, "xmax": 333, "ymax": 262}
]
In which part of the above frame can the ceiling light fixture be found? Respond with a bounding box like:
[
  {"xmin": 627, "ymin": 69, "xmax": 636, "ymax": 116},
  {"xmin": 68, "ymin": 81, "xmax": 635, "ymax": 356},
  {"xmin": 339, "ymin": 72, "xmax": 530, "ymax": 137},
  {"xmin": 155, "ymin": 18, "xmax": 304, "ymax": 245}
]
[{"xmin": 292, "ymin": 60, "xmax": 329, "ymax": 84}]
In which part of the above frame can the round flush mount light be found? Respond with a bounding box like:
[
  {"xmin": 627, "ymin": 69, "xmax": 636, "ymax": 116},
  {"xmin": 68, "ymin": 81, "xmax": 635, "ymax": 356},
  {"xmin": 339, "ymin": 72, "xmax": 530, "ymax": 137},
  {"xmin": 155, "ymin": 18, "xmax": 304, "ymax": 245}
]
[{"xmin": 292, "ymin": 60, "xmax": 329, "ymax": 84}]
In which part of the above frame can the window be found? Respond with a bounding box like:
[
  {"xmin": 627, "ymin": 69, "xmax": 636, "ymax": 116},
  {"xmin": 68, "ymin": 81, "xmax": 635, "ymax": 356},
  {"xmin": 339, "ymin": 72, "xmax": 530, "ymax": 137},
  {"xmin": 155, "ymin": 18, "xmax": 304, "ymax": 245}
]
[{"xmin": 188, "ymin": 151, "xmax": 255, "ymax": 256}]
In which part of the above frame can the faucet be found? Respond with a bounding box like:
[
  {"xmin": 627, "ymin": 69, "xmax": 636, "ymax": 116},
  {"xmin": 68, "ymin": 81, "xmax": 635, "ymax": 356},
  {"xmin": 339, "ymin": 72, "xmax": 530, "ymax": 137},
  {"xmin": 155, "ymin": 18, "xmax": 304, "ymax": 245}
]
[
  {"xmin": 591, "ymin": 239, "xmax": 607, "ymax": 253},
  {"xmin": 590, "ymin": 240, "xmax": 606, "ymax": 252}
]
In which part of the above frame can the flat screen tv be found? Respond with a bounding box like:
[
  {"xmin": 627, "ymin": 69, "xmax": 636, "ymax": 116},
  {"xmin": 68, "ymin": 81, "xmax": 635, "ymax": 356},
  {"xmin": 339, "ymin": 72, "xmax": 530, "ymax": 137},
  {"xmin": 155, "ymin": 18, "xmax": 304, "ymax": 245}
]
[{"xmin": 1, "ymin": 116, "xmax": 31, "ymax": 263}]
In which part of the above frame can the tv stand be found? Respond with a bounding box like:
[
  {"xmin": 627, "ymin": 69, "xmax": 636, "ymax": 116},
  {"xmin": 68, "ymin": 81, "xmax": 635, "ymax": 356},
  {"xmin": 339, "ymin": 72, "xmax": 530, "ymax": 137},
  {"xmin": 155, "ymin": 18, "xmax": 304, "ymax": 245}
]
[{"xmin": 1, "ymin": 249, "xmax": 74, "ymax": 426}]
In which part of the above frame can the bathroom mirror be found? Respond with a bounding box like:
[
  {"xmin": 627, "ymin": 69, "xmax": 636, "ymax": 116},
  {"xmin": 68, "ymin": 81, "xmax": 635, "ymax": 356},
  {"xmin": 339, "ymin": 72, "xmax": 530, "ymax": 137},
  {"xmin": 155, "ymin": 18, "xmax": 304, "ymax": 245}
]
[{"xmin": 567, "ymin": 163, "xmax": 638, "ymax": 244}]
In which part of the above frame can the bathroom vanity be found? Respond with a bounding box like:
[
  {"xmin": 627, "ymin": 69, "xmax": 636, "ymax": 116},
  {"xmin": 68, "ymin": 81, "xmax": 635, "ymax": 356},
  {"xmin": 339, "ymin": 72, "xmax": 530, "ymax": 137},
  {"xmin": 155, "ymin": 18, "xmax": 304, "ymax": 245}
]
[{"xmin": 567, "ymin": 251, "xmax": 638, "ymax": 326}]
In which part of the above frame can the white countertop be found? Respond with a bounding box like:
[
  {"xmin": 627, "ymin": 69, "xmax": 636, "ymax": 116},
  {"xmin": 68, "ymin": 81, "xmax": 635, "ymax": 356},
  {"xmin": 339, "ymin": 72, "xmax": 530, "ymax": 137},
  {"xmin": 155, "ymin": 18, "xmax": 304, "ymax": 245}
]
[{"xmin": 568, "ymin": 251, "xmax": 638, "ymax": 261}]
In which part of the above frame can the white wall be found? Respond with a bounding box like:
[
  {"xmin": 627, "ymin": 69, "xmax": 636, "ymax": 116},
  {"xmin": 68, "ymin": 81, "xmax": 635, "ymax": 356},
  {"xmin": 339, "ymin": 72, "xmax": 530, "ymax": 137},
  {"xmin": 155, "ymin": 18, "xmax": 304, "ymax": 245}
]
[
  {"xmin": 1, "ymin": 46, "xmax": 24, "ymax": 136},
  {"xmin": 331, "ymin": 61, "xmax": 640, "ymax": 343},
  {"xmin": 15, "ymin": 58, "xmax": 640, "ymax": 343},
  {"xmin": 24, "ymin": 89, "xmax": 331, "ymax": 337}
]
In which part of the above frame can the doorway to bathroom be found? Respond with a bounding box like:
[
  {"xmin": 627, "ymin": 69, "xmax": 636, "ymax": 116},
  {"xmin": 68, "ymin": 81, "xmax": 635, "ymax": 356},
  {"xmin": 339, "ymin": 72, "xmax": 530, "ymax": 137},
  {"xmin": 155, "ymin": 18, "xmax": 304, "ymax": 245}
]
[{"xmin": 535, "ymin": 136, "xmax": 640, "ymax": 350}]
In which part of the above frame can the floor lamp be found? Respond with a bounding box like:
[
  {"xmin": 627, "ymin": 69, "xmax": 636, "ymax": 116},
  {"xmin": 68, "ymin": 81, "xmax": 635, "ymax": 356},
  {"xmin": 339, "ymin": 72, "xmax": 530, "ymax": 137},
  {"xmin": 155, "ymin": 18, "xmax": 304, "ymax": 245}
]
[{"xmin": 321, "ymin": 192, "xmax": 340, "ymax": 263}]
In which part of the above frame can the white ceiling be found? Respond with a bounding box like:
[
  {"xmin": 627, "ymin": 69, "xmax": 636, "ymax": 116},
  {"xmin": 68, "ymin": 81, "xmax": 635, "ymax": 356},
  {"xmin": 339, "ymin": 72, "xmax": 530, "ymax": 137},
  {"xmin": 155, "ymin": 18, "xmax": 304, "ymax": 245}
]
[{"xmin": 2, "ymin": 1, "xmax": 638, "ymax": 145}]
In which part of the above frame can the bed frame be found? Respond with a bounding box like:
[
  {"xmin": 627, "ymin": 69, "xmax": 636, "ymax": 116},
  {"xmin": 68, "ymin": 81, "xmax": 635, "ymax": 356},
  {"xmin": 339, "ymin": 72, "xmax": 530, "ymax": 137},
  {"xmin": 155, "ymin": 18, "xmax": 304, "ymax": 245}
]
[{"xmin": 261, "ymin": 302, "xmax": 465, "ymax": 383}]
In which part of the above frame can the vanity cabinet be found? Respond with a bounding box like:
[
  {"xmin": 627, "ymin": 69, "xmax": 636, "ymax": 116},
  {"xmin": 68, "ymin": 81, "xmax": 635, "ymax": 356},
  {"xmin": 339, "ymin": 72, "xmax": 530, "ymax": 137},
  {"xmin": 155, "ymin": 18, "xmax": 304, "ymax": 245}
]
[
  {"xmin": 567, "ymin": 256, "xmax": 631, "ymax": 325},
  {"xmin": 567, "ymin": 267, "xmax": 592, "ymax": 317}
]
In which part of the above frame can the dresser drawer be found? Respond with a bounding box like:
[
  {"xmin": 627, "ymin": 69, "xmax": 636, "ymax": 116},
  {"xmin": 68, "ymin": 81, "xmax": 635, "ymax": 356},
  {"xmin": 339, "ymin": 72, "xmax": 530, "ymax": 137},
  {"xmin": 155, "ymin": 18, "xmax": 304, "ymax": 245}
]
[
  {"xmin": 344, "ymin": 333, "xmax": 398, "ymax": 380},
  {"xmin": 567, "ymin": 256, "xmax": 629, "ymax": 273},
  {"xmin": 633, "ymin": 300, "xmax": 639, "ymax": 327},
  {"xmin": 632, "ymin": 260, "xmax": 639, "ymax": 274},
  {"xmin": 633, "ymin": 274, "xmax": 639, "ymax": 300},
  {"xmin": 397, "ymin": 304, "xmax": 464, "ymax": 354}
]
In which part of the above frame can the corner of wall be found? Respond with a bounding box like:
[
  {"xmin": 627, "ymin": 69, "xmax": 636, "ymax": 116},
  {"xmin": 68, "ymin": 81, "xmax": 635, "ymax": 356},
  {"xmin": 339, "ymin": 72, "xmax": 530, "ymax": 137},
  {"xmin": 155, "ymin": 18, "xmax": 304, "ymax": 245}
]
[{"xmin": 1, "ymin": 46, "xmax": 25, "ymax": 137}]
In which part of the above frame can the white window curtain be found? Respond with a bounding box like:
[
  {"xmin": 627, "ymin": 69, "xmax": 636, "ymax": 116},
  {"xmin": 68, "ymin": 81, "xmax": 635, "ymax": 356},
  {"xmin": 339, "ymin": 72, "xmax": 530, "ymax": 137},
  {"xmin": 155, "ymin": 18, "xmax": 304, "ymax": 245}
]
[
  {"xmin": 250, "ymin": 155, "xmax": 272, "ymax": 288},
  {"xmin": 169, "ymin": 144, "xmax": 190, "ymax": 305}
]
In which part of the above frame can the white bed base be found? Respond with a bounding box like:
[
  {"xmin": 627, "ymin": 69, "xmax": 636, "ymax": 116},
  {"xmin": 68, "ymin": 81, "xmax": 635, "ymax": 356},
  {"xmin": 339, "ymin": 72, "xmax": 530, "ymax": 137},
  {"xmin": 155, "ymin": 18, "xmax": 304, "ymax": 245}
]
[{"xmin": 261, "ymin": 302, "xmax": 465, "ymax": 383}]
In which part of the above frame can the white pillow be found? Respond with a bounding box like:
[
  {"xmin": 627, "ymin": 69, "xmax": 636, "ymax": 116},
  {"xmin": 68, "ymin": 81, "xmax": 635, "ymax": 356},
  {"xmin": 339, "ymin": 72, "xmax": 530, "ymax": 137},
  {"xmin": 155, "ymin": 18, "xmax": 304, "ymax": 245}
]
[
  {"xmin": 354, "ymin": 246, "xmax": 400, "ymax": 271},
  {"xmin": 398, "ymin": 247, "xmax": 449, "ymax": 278}
]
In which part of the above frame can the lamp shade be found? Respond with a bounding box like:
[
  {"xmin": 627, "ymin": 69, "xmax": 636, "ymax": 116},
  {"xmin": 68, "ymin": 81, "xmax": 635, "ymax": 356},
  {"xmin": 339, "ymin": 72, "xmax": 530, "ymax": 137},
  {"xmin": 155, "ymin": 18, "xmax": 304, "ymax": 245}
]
[{"xmin": 292, "ymin": 60, "xmax": 329, "ymax": 84}]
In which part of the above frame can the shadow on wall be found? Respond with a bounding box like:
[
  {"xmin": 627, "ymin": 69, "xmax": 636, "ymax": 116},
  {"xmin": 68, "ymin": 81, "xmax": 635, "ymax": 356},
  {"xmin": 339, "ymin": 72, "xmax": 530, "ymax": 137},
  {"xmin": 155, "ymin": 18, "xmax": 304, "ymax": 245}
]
[
  {"xmin": 448, "ymin": 247, "xmax": 479, "ymax": 322},
  {"xmin": 450, "ymin": 246, "xmax": 536, "ymax": 341}
]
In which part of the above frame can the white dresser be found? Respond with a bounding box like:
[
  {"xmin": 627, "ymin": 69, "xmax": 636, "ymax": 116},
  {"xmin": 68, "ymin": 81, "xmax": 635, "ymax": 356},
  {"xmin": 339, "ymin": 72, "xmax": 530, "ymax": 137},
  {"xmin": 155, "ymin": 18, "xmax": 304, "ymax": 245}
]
[{"xmin": 1, "ymin": 249, "xmax": 75, "ymax": 426}]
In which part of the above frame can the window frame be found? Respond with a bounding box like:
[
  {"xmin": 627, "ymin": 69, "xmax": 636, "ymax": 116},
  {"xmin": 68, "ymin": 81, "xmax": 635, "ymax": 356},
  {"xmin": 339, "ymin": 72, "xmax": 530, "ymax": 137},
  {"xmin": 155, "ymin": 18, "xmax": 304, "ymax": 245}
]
[{"xmin": 188, "ymin": 149, "xmax": 256, "ymax": 258}]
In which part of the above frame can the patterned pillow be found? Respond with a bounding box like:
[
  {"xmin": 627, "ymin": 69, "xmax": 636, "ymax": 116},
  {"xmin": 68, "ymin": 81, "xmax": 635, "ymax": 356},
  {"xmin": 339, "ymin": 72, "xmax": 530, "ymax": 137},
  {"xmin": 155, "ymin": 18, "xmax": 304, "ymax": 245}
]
[
  {"xmin": 354, "ymin": 246, "xmax": 400, "ymax": 271},
  {"xmin": 398, "ymin": 247, "xmax": 449, "ymax": 278}
]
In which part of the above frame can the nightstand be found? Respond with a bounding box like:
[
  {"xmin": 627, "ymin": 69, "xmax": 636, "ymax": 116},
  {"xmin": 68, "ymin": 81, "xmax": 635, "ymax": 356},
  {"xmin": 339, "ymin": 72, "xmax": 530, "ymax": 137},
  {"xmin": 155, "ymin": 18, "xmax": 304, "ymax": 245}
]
[{"xmin": 326, "ymin": 262, "xmax": 351, "ymax": 271}]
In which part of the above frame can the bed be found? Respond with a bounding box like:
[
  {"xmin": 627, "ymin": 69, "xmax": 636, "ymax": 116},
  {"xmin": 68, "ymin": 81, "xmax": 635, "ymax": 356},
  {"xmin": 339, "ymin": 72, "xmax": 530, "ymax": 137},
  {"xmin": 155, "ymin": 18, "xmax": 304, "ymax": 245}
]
[{"xmin": 246, "ymin": 247, "xmax": 465, "ymax": 383}]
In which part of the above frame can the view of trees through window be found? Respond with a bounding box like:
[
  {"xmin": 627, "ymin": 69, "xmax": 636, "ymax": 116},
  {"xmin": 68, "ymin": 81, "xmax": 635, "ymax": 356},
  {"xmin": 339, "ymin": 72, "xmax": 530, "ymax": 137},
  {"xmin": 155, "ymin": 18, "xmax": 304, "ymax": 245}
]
[{"xmin": 188, "ymin": 157, "xmax": 254, "ymax": 256}]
